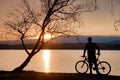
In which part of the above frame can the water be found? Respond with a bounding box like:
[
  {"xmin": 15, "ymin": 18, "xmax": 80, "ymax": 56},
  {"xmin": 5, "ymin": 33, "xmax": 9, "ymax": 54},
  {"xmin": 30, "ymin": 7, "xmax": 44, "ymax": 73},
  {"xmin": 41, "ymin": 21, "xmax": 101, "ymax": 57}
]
[{"xmin": 0, "ymin": 50, "xmax": 120, "ymax": 76}]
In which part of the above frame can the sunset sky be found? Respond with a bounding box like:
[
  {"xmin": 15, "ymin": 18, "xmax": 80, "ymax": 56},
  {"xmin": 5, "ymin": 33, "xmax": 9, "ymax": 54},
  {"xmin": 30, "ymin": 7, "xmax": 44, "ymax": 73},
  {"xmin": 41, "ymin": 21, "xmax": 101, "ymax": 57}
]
[
  {"xmin": 79, "ymin": 0, "xmax": 120, "ymax": 36},
  {"xmin": 0, "ymin": 0, "xmax": 120, "ymax": 40}
]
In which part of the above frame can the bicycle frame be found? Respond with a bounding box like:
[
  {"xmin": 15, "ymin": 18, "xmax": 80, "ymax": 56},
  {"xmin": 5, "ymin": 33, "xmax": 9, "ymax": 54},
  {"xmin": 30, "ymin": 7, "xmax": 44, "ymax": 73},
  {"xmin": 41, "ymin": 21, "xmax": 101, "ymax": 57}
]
[
  {"xmin": 81, "ymin": 55, "xmax": 101, "ymax": 71},
  {"xmin": 82, "ymin": 55, "xmax": 100, "ymax": 64},
  {"xmin": 75, "ymin": 55, "xmax": 111, "ymax": 75},
  {"xmin": 81, "ymin": 55, "xmax": 111, "ymax": 74}
]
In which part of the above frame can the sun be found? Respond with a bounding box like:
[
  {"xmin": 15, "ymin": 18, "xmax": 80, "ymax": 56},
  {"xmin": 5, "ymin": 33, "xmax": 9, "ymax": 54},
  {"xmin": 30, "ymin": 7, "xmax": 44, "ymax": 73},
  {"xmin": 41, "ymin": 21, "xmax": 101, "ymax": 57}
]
[
  {"xmin": 44, "ymin": 33, "xmax": 51, "ymax": 40},
  {"xmin": 32, "ymin": 33, "xmax": 52, "ymax": 40}
]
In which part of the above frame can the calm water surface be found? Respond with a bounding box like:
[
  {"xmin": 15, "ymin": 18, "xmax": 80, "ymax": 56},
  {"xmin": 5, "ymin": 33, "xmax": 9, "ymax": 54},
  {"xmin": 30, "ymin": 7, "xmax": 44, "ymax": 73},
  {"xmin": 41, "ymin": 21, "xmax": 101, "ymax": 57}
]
[{"xmin": 0, "ymin": 50, "xmax": 120, "ymax": 76}]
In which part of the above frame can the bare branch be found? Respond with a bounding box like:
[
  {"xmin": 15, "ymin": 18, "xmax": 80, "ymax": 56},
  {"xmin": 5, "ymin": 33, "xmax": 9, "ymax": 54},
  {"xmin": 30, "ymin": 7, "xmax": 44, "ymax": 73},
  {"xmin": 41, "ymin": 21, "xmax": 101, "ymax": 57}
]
[{"xmin": 3, "ymin": 0, "xmax": 97, "ymax": 72}]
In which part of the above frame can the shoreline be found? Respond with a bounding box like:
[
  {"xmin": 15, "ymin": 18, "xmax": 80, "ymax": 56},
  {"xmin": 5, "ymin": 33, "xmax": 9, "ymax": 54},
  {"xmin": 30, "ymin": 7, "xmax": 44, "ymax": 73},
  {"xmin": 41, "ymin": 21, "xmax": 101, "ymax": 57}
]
[
  {"xmin": 0, "ymin": 71, "xmax": 120, "ymax": 80},
  {"xmin": 0, "ymin": 43, "xmax": 120, "ymax": 50}
]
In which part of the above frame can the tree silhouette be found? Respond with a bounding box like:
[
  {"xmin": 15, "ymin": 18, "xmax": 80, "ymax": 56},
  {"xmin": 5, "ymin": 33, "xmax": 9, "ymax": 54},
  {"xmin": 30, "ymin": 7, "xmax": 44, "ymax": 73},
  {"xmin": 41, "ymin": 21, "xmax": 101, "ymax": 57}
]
[
  {"xmin": 4, "ymin": 0, "xmax": 97, "ymax": 72},
  {"xmin": 111, "ymin": 0, "xmax": 120, "ymax": 31}
]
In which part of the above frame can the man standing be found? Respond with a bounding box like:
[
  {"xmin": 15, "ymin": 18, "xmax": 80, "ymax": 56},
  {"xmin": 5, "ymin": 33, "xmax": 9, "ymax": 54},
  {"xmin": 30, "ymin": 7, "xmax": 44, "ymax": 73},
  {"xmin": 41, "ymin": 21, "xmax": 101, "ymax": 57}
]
[{"xmin": 83, "ymin": 37, "xmax": 100, "ymax": 74}]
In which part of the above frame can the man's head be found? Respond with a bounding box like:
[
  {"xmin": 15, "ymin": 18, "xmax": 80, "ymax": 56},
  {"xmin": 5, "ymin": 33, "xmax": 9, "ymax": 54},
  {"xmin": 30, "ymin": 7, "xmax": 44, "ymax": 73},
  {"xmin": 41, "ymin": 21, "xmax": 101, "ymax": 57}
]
[{"xmin": 88, "ymin": 37, "xmax": 92, "ymax": 43}]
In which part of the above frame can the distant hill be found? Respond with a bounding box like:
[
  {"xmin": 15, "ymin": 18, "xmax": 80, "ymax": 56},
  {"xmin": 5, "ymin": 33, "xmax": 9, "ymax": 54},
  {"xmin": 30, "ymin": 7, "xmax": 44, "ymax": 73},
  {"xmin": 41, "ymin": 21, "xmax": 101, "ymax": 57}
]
[
  {"xmin": 50, "ymin": 36, "xmax": 120, "ymax": 43},
  {"xmin": 0, "ymin": 36, "xmax": 120, "ymax": 50},
  {"xmin": 108, "ymin": 40, "xmax": 120, "ymax": 44},
  {"xmin": 0, "ymin": 42, "xmax": 120, "ymax": 50},
  {"xmin": 0, "ymin": 36, "xmax": 120, "ymax": 45}
]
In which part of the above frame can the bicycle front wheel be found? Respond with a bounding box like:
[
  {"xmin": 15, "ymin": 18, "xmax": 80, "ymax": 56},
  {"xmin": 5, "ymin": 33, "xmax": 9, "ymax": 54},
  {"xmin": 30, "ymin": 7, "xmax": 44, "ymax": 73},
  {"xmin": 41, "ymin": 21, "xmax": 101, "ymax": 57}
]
[
  {"xmin": 97, "ymin": 61, "xmax": 111, "ymax": 75},
  {"xmin": 75, "ymin": 60, "xmax": 88, "ymax": 74}
]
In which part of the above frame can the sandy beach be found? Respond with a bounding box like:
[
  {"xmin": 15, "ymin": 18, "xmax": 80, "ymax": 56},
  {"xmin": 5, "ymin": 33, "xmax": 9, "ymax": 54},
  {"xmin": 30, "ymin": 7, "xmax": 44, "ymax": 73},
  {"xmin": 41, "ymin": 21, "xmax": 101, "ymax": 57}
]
[{"xmin": 0, "ymin": 71, "xmax": 120, "ymax": 80}]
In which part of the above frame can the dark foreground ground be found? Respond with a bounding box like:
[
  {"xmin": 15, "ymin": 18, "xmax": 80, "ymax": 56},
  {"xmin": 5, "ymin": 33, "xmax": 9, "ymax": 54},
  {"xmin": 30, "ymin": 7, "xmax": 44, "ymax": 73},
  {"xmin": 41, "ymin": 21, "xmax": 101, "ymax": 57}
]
[{"xmin": 0, "ymin": 71, "xmax": 120, "ymax": 80}]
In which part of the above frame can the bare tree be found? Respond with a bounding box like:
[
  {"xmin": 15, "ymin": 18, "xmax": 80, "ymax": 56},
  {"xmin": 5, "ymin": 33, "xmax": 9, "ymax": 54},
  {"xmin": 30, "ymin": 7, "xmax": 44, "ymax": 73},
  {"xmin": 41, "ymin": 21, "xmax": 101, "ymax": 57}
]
[
  {"xmin": 4, "ymin": 0, "xmax": 97, "ymax": 72},
  {"xmin": 110, "ymin": 0, "xmax": 120, "ymax": 31}
]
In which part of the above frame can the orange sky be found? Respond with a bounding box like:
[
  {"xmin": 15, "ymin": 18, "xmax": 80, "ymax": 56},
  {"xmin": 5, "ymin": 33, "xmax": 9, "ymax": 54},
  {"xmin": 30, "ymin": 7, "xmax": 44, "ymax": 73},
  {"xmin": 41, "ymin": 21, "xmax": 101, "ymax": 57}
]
[
  {"xmin": 0, "ymin": 0, "xmax": 120, "ymax": 41},
  {"xmin": 78, "ymin": 0, "xmax": 120, "ymax": 36}
]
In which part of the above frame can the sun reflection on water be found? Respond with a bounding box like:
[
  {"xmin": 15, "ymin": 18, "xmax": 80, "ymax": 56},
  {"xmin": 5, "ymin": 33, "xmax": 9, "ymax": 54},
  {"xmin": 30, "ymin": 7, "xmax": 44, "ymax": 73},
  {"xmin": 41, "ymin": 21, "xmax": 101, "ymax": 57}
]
[{"xmin": 43, "ymin": 50, "xmax": 51, "ymax": 72}]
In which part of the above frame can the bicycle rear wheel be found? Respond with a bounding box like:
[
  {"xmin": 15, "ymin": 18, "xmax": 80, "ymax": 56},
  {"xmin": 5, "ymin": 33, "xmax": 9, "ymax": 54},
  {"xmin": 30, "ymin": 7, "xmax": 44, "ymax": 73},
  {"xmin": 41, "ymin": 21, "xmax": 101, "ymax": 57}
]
[
  {"xmin": 75, "ymin": 60, "xmax": 88, "ymax": 73},
  {"xmin": 97, "ymin": 61, "xmax": 111, "ymax": 75}
]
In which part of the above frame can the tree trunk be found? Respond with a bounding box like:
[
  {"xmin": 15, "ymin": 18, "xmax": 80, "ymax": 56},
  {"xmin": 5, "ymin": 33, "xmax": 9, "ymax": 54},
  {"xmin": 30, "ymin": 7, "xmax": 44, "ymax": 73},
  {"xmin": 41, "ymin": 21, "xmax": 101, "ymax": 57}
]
[{"xmin": 12, "ymin": 54, "xmax": 34, "ymax": 72}]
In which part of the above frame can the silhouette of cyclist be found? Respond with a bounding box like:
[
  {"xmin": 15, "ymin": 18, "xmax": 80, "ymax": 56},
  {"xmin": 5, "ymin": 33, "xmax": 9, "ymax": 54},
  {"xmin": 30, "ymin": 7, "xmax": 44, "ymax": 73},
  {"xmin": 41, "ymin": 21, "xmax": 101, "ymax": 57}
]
[{"xmin": 83, "ymin": 37, "xmax": 100, "ymax": 75}]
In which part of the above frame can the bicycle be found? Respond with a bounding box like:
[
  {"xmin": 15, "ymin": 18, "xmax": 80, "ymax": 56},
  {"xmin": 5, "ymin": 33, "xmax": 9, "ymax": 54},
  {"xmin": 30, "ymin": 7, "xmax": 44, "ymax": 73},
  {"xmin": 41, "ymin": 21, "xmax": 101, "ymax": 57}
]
[{"xmin": 75, "ymin": 55, "xmax": 111, "ymax": 75}]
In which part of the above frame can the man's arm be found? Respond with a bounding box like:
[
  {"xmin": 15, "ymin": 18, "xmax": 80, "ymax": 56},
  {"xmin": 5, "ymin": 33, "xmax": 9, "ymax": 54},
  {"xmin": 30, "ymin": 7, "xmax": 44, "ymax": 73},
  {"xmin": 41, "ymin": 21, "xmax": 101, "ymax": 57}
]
[
  {"xmin": 96, "ymin": 44, "xmax": 100, "ymax": 56},
  {"xmin": 83, "ymin": 45, "xmax": 87, "ymax": 57}
]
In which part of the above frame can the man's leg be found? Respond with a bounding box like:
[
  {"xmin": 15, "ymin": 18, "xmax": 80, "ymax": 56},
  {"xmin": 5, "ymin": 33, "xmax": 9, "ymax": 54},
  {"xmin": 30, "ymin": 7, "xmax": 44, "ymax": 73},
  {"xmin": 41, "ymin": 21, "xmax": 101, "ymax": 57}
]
[
  {"xmin": 88, "ymin": 60, "xmax": 93, "ymax": 75},
  {"xmin": 90, "ymin": 64, "xmax": 93, "ymax": 75},
  {"xmin": 95, "ymin": 63, "xmax": 99, "ymax": 74},
  {"xmin": 93, "ymin": 58, "xmax": 100, "ymax": 74}
]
